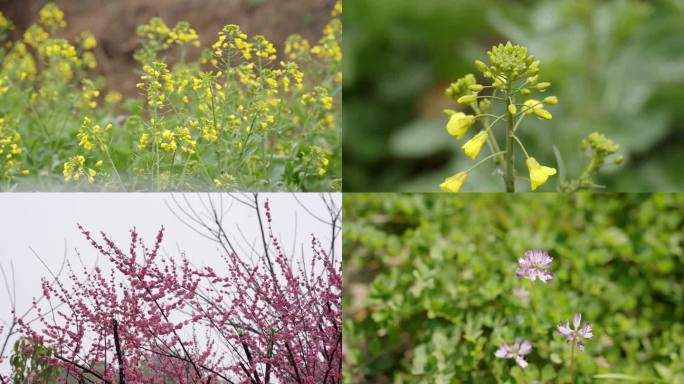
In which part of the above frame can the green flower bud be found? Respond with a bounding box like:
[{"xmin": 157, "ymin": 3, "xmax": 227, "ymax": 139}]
[
  {"xmin": 443, "ymin": 109, "xmax": 457, "ymax": 116},
  {"xmin": 508, "ymin": 104, "xmax": 517, "ymax": 115},
  {"xmin": 457, "ymin": 94, "xmax": 478, "ymax": 104},
  {"xmin": 479, "ymin": 98, "xmax": 492, "ymax": 113},
  {"xmin": 483, "ymin": 71, "xmax": 493, "ymax": 78},
  {"xmin": 474, "ymin": 60, "xmax": 488, "ymax": 73},
  {"xmin": 492, "ymin": 80, "xmax": 502, "ymax": 88},
  {"xmin": 527, "ymin": 75, "xmax": 538, "ymax": 85},
  {"xmin": 520, "ymin": 88, "xmax": 531, "ymax": 95},
  {"xmin": 543, "ymin": 96, "xmax": 558, "ymax": 105},
  {"xmin": 445, "ymin": 74, "xmax": 477, "ymax": 101},
  {"xmin": 613, "ymin": 155, "xmax": 624, "ymax": 165},
  {"xmin": 468, "ymin": 84, "xmax": 484, "ymax": 92},
  {"xmin": 529, "ymin": 60, "xmax": 540, "ymax": 71},
  {"xmin": 536, "ymin": 82, "xmax": 551, "ymax": 91}
]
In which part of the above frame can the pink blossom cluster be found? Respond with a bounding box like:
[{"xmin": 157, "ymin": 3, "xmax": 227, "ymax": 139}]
[{"xmin": 20, "ymin": 200, "xmax": 342, "ymax": 383}]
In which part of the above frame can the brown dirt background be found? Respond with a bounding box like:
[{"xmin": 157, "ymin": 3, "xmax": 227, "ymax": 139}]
[{"xmin": 1, "ymin": 0, "xmax": 334, "ymax": 96}]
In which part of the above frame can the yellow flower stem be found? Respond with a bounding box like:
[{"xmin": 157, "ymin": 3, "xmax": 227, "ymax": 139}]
[
  {"xmin": 504, "ymin": 90, "xmax": 515, "ymax": 192},
  {"xmin": 512, "ymin": 135, "xmax": 530, "ymax": 159},
  {"xmin": 464, "ymin": 150, "xmax": 507, "ymax": 173}
]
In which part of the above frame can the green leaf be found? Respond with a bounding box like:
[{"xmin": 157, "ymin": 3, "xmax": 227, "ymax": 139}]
[{"xmin": 593, "ymin": 373, "xmax": 668, "ymax": 382}]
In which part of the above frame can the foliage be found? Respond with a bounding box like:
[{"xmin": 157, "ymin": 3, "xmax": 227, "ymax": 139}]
[
  {"xmin": 343, "ymin": 193, "xmax": 684, "ymax": 383},
  {"xmin": 0, "ymin": 2, "xmax": 341, "ymax": 191},
  {"xmin": 18, "ymin": 198, "xmax": 342, "ymax": 383},
  {"xmin": 10, "ymin": 338, "xmax": 60, "ymax": 383},
  {"xmin": 343, "ymin": 0, "xmax": 684, "ymax": 192}
]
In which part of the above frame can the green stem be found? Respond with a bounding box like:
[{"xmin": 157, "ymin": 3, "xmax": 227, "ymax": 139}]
[
  {"xmin": 471, "ymin": 105, "xmax": 504, "ymax": 168},
  {"xmin": 512, "ymin": 135, "xmax": 530, "ymax": 159},
  {"xmin": 103, "ymin": 147, "xmax": 126, "ymax": 192},
  {"xmin": 569, "ymin": 340, "xmax": 576, "ymax": 384},
  {"xmin": 465, "ymin": 151, "xmax": 506, "ymax": 173},
  {"xmin": 504, "ymin": 91, "xmax": 515, "ymax": 192}
]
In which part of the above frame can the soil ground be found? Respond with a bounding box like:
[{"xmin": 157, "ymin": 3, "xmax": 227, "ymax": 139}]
[{"xmin": 1, "ymin": 0, "xmax": 334, "ymax": 96}]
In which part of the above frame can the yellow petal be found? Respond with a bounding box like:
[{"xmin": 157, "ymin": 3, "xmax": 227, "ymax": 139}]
[
  {"xmin": 462, "ymin": 131, "xmax": 488, "ymax": 159},
  {"xmin": 440, "ymin": 172, "xmax": 468, "ymax": 192},
  {"xmin": 526, "ymin": 157, "xmax": 556, "ymax": 191},
  {"xmin": 446, "ymin": 113, "xmax": 475, "ymax": 139}
]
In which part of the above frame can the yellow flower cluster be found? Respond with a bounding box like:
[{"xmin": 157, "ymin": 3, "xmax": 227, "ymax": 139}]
[
  {"xmin": 77, "ymin": 80, "xmax": 100, "ymax": 110},
  {"xmin": 0, "ymin": 118, "xmax": 28, "ymax": 180},
  {"xmin": 212, "ymin": 25, "xmax": 250, "ymax": 60},
  {"xmin": 138, "ymin": 62, "xmax": 173, "ymax": 108},
  {"xmin": 158, "ymin": 126, "xmax": 196, "ymax": 154},
  {"xmin": 63, "ymin": 155, "xmax": 98, "ymax": 183},
  {"xmin": 441, "ymin": 42, "xmax": 559, "ymax": 192},
  {"xmin": 253, "ymin": 35, "xmax": 277, "ymax": 62},
  {"xmin": 76, "ymin": 116, "xmax": 111, "ymax": 152},
  {"xmin": 0, "ymin": 11, "xmax": 13, "ymax": 34},
  {"xmin": 137, "ymin": 17, "xmax": 171, "ymax": 42},
  {"xmin": 167, "ymin": 21, "xmax": 200, "ymax": 47},
  {"xmin": 284, "ymin": 35, "xmax": 311, "ymax": 61},
  {"xmin": 80, "ymin": 32, "xmax": 97, "ymax": 50},
  {"xmin": 38, "ymin": 2, "xmax": 67, "ymax": 31},
  {"xmin": 311, "ymin": 18, "xmax": 342, "ymax": 63},
  {"xmin": 23, "ymin": 25, "xmax": 49, "ymax": 48},
  {"xmin": 301, "ymin": 86, "xmax": 333, "ymax": 110}
]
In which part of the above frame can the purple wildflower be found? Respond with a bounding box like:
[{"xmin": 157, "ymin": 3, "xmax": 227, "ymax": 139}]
[
  {"xmin": 557, "ymin": 313, "xmax": 593, "ymax": 352},
  {"xmin": 494, "ymin": 338, "xmax": 532, "ymax": 368},
  {"xmin": 516, "ymin": 249, "xmax": 553, "ymax": 282}
]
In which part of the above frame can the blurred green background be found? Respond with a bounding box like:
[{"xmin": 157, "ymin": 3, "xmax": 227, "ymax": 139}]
[
  {"xmin": 343, "ymin": 193, "xmax": 684, "ymax": 383},
  {"xmin": 343, "ymin": 0, "xmax": 684, "ymax": 192}
]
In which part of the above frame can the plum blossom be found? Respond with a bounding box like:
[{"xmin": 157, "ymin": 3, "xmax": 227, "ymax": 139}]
[
  {"xmin": 516, "ymin": 249, "xmax": 553, "ymax": 282},
  {"xmin": 558, "ymin": 313, "xmax": 593, "ymax": 352},
  {"xmin": 494, "ymin": 338, "xmax": 532, "ymax": 368}
]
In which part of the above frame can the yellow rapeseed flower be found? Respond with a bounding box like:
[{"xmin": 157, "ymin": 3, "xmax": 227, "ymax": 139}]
[
  {"xmin": 39, "ymin": 3, "xmax": 66, "ymax": 31},
  {"xmin": 440, "ymin": 172, "xmax": 468, "ymax": 192},
  {"xmin": 526, "ymin": 157, "xmax": 556, "ymax": 191},
  {"xmin": 462, "ymin": 131, "xmax": 488, "ymax": 159},
  {"xmin": 523, "ymin": 99, "xmax": 552, "ymax": 120},
  {"xmin": 446, "ymin": 112, "xmax": 475, "ymax": 140}
]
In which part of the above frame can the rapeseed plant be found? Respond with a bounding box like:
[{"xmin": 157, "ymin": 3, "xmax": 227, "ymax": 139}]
[
  {"xmin": 441, "ymin": 42, "xmax": 622, "ymax": 192},
  {"xmin": 0, "ymin": 2, "xmax": 341, "ymax": 191}
]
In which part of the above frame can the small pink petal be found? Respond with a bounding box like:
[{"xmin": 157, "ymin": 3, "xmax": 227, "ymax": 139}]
[{"xmin": 573, "ymin": 313, "xmax": 582, "ymax": 329}]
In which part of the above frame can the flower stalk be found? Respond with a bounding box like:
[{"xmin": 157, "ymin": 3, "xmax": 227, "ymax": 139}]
[{"xmin": 505, "ymin": 92, "xmax": 515, "ymax": 192}]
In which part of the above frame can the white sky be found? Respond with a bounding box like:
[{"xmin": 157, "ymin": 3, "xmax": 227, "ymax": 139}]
[{"xmin": 0, "ymin": 192, "xmax": 341, "ymax": 372}]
